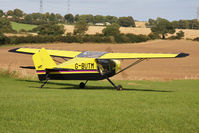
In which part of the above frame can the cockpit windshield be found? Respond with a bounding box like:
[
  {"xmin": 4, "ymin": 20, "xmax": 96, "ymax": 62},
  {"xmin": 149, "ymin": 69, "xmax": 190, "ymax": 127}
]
[{"xmin": 77, "ymin": 51, "xmax": 107, "ymax": 58}]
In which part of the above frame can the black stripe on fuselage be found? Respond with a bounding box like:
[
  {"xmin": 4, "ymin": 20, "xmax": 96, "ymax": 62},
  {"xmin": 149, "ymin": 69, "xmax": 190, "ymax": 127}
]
[{"xmin": 38, "ymin": 73, "xmax": 104, "ymax": 81}]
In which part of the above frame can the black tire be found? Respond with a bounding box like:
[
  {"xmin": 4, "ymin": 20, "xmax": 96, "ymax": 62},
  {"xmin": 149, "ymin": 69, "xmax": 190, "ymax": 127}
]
[
  {"xmin": 79, "ymin": 82, "xmax": 85, "ymax": 88},
  {"xmin": 117, "ymin": 85, "xmax": 123, "ymax": 91}
]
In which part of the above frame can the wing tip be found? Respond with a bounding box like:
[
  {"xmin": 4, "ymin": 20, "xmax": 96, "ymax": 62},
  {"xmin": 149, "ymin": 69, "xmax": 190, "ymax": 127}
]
[
  {"xmin": 176, "ymin": 53, "xmax": 189, "ymax": 58},
  {"xmin": 8, "ymin": 48, "xmax": 20, "ymax": 53}
]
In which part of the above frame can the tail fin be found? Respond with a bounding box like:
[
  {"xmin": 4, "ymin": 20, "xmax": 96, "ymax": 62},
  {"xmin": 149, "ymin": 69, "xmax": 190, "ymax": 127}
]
[{"xmin": 32, "ymin": 48, "xmax": 56, "ymax": 80}]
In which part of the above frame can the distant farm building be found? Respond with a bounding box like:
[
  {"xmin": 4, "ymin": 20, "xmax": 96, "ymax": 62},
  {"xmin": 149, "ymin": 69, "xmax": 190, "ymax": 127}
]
[
  {"xmin": 95, "ymin": 22, "xmax": 111, "ymax": 26},
  {"xmin": 95, "ymin": 23, "xmax": 104, "ymax": 26}
]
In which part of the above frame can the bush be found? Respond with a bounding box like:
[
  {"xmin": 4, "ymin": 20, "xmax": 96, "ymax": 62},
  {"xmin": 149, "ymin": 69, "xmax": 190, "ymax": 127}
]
[
  {"xmin": 0, "ymin": 33, "xmax": 6, "ymax": 44},
  {"xmin": 83, "ymin": 34, "xmax": 112, "ymax": 43},
  {"xmin": 0, "ymin": 33, "xmax": 10, "ymax": 45},
  {"xmin": 74, "ymin": 21, "xmax": 88, "ymax": 36},
  {"xmin": 148, "ymin": 32, "xmax": 160, "ymax": 40},
  {"xmin": 114, "ymin": 34, "xmax": 130, "ymax": 43},
  {"xmin": 1, "ymin": 33, "xmax": 150, "ymax": 45},
  {"xmin": 193, "ymin": 37, "xmax": 199, "ymax": 41},
  {"xmin": 32, "ymin": 23, "xmax": 65, "ymax": 36},
  {"xmin": 168, "ymin": 30, "xmax": 184, "ymax": 40},
  {"xmin": 126, "ymin": 34, "xmax": 150, "ymax": 43},
  {"xmin": 102, "ymin": 23, "xmax": 120, "ymax": 36},
  {"xmin": 19, "ymin": 29, "xmax": 27, "ymax": 33},
  {"xmin": 176, "ymin": 30, "xmax": 184, "ymax": 39},
  {"xmin": 114, "ymin": 33, "xmax": 149, "ymax": 43}
]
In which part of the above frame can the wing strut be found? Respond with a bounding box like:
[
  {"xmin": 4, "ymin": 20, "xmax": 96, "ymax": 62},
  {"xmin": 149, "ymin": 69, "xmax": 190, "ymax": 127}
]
[{"xmin": 115, "ymin": 58, "xmax": 146, "ymax": 75}]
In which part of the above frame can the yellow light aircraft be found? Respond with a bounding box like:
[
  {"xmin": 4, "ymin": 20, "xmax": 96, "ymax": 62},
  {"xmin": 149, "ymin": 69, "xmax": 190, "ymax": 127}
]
[{"xmin": 9, "ymin": 48, "xmax": 189, "ymax": 90}]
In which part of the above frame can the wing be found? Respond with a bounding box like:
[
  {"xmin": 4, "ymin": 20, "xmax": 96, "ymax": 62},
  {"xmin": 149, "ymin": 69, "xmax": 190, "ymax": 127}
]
[
  {"xmin": 99, "ymin": 52, "xmax": 189, "ymax": 59},
  {"xmin": 9, "ymin": 48, "xmax": 81, "ymax": 58}
]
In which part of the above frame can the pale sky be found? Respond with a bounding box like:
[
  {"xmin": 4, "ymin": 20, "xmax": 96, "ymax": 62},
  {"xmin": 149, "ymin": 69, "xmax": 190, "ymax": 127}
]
[{"xmin": 0, "ymin": 0, "xmax": 198, "ymax": 21}]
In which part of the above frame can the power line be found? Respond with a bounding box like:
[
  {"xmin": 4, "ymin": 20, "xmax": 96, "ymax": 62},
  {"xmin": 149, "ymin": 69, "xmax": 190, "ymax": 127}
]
[
  {"xmin": 67, "ymin": 0, "xmax": 70, "ymax": 13},
  {"xmin": 197, "ymin": 6, "xmax": 199, "ymax": 20},
  {"xmin": 40, "ymin": 0, "xmax": 43, "ymax": 13}
]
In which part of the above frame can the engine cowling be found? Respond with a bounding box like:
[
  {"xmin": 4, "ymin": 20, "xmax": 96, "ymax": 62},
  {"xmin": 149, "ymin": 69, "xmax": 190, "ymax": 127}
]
[{"xmin": 113, "ymin": 60, "xmax": 121, "ymax": 73}]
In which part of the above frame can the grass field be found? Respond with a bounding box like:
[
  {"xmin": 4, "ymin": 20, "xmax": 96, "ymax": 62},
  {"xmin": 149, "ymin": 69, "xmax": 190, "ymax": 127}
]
[
  {"xmin": 11, "ymin": 22, "xmax": 37, "ymax": 32},
  {"xmin": 0, "ymin": 73, "xmax": 199, "ymax": 133}
]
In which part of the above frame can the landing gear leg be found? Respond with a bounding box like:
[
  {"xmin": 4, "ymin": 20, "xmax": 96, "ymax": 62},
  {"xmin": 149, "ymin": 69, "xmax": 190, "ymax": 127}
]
[
  {"xmin": 107, "ymin": 78, "xmax": 123, "ymax": 91},
  {"xmin": 79, "ymin": 80, "xmax": 88, "ymax": 89},
  {"xmin": 40, "ymin": 80, "xmax": 49, "ymax": 88}
]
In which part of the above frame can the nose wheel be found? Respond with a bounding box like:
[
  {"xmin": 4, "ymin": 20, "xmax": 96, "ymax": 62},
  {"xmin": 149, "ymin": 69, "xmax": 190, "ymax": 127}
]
[{"xmin": 79, "ymin": 80, "xmax": 88, "ymax": 89}]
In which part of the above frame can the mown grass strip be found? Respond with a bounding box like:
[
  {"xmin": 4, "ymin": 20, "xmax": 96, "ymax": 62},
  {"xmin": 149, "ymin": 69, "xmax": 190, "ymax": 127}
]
[{"xmin": 0, "ymin": 73, "xmax": 199, "ymax": 133}]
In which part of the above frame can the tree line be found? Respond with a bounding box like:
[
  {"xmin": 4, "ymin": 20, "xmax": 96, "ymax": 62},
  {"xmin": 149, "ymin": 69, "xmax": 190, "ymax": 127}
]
[
  {"xmin": 147, "ymin": 18, "xmax": 199, "ymax": 30},
  {"xmin": 0, "ymin": 16, "xmax": 193, "ymax": 45},
  {"xmin": 0, "ymin": 20, "xmax": 148, "ymax": 44},
  {"xmin": 1, "ymin": 8, "xmax": 199, "ymax": 45},
  {"xmin": 0, "ymin": 9, "xmax": 135, "ymax": 27}
]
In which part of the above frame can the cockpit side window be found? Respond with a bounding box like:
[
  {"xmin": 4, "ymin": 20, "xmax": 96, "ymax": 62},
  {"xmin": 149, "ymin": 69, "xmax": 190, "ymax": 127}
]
[{"xmin": 96, "ymin": 59, "xmax": 116, "ymax": 75}]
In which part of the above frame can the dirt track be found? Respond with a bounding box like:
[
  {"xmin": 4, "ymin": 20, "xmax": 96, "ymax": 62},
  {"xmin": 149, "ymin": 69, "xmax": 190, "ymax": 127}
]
[{"xmin": 0, "ymin": 40, "xmax": 199, "ymax": 80}]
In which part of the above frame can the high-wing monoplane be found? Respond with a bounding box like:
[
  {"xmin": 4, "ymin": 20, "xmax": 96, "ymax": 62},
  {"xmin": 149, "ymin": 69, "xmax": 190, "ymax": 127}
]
[{"xmin": 9, "ymin": 48, "xmax": 189, "ymax": 90}]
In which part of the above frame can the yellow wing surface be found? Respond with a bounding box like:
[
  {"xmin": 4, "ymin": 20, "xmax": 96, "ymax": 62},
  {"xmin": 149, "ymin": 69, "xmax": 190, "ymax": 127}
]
[
  {"xmin": 9, "ymin": 48, "xmax": 189, "ymax": 59},
  {"xmin": 99, "ymin": 53, "xmax": 188, "ymax": 59},
  {"xmin": 9, "ymin": 48, "xmax": 81, "ymax": 58}
]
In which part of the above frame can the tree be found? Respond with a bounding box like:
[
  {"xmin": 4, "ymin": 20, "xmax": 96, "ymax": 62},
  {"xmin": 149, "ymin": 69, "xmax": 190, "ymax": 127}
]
[
  {"xmin": 74, "ymin": 21, "xmax": 88, "ymax": 35},
  {"xmin": 74, "ymin": 14, "xmax": 80, "ymax": 22},
  {"xmin": 178, "ymin": 20, "xmax": 189, "ymax": 29},
  {"xmin": 197, "ymin": 6, "xmax": 199, "ymax": 20},
  {"xmin": 13, "ymin": 9, "xmax": 23, "ymax": 17},
  {"xmin": 7, "ymin": 10, "xmax": 14, "ymax": 16},
  {"xmin": 105, "ymin": 15, "xmax": 118, "ymax": 24},
  {"xmin": 0, "ymin": 18, "xmax": 15, "ymax": 33},
  {"xmin": 64, "ymin": 14, "xmax": 74, "ymax": 23},
  {"xmin": 171, "ymin": 21, "xmax": 179, "ymax": 29},
  {"xmin": 56, "ymin": 13, "xmax": 63, "ymax": 22},
  {"xmin": 0, "ymin": 10, "xmax": 3, "ymax": 17},
  {"xmin": 151, "ymin": 17, "xmax": 175, "ymax": 39},
  {"xmin": 146, "ymin": 19, "xmax": 156, "ymax": 27},
  {"xmin": 49, "ymin": 13, "xmax": 56, "ymax": 22},
  {"xmin": 189, "ymin": 19, "xmax": 199, "ymax": 29},
  {"xmin": 31, "ymin": 13, "xmax": 41, "ymax": 20},
  {"xmin": 79, "ymin": 14, "xmax": 94, "ymax": 23},
  {"xmin": 24, "ymin": 15, "xmax": 33, "ymax": 24},
  {"xmin": 102, "ymin": 23, "xmax": 120, "ymax": 36},
  {"xmin": 94, "ymin": 15, "xmax": 105, "ymax": 23},
  {"xmin": 118, "ymin": 16, "xmax": 135, "ymax": 27},
  {"xmin": 33, "ymin": 23, "xmax": 65, "ymax": 35}
]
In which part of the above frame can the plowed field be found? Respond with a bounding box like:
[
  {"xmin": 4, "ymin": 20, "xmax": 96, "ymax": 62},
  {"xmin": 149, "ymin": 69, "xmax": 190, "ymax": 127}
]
[{"xmin": 1, "ymin": 40, "xmax": 199, "ymax": 80}]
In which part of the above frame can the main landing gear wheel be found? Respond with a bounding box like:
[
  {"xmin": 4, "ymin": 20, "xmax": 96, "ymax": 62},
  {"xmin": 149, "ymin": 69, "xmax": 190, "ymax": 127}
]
[
  {"xmin": 117, "ymin": 85, "xmax": 123, "ymax": 91},
  {"xmin": 79, "ymin": 82, "xmax": 85, "ymax": 88},
  {"xmin": 107, "ymin": 78, "xmax": 123, "ymax": 91}
]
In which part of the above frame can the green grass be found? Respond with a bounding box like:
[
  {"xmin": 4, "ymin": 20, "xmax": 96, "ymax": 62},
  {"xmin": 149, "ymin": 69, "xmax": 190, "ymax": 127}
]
[
  {"xmin": 11, "ymin": 22, "xmax": 37, "ymax": 32},
  {"xmin": 0, "ymin": 74, "xmax": 199, "ymax": 133}
]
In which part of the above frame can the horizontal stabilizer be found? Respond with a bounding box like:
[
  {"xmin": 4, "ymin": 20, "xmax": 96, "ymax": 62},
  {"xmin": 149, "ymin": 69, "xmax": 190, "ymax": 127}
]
[{"xmin": 20, "ymin": 66, "xmax": 35, "ymax": 69}]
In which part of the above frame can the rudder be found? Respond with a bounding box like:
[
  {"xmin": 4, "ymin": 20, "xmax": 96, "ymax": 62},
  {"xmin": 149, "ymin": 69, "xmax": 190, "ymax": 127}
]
[{"xmin": 32, "ymin": 48, "xmax": 56, "ymax": 80}]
